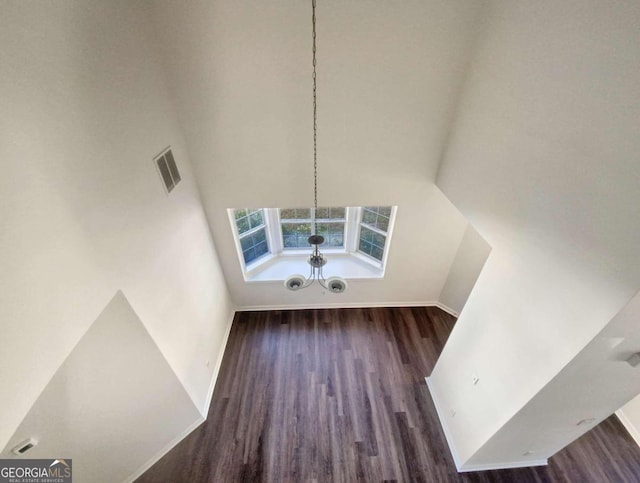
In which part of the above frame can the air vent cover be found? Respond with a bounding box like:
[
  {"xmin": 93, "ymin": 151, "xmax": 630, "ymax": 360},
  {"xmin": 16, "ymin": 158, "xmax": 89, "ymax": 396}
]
[{"xmin": 155, "ymin": 148, "xmax": 181, "ymax": 193}]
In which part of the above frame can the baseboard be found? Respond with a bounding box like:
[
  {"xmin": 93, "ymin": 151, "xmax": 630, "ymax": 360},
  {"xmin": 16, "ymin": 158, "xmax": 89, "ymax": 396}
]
[
  {"xmin": 123, "ymin": 416, "xmax": 205, "ymax": 483},
  {"xmin": 425, "ymin": 376, "xmax": 464, "ymax": 469},
  {"xmin": 202, "ymin": 310, "xmax": 236, "ymax": 417},
  {"xmin": 457, "ymin": 459, "xmax": 548, "ymax": 472},
  {"xmin": 616, "ymin": 409, "xmax": 640, "ymax": 448},
  {"xmin": 424, "ymin": 377, "xmax": 546, "ymax": 473},
  {"xmin": 237, "ymin": 301, "xmax": 459, "ymax": 317}
]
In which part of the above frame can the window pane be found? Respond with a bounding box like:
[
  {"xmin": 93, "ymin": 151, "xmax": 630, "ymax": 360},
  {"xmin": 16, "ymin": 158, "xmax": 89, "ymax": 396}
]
[
  {"xmin": 283, "ymin": 235, "xmax": 310, "ymax": 248},
  {"xmin": 316, "ymin": 207, "xmax": 346, "ymax": 220},
  {"xmin": 358, "ymin": 226, "xmax": 386, "ymax": 261},
  {"xmin": 316, "ymin": 221, "xmax": 345, "ymax": 248},
  {"xmin": 360, "ymin": 227, "xmax": 374, "ymax": 243},
  {"xmin": 281, "ymin": 223, "xmax": 311, "ymax": 236},
  {"xmin": 280, "ymin": 208, "xmax": 311, "ymax": 220},
  {"xmin": 281, "ymin": 223, "xmax": 312, "ymax": 249},
  {"xmin": 316, "ymin": 222, "xmax": 344, "ymax": 235},
  {"xmin": 283, "ymin": 235, "xmax": 296, "ymax": 248},
  {"xmin": 359, "ymin": 240, "xmax": 373, "ymax": 256},
  {"xmin": 236, "ymin": 216, "xmax": 250, "ymax": 234},
  {"xmin": 254, "ymin": 227, "xmax": 267, "ymax": 244},
  {"xmin": 242, "ymin": 247, "xmax": 257, "ymax": 263},
  {"xmin": 361, "ymin": 206, "xmax": 391, "ymax": 232},
  {"xmin": 280, "ymin": 208, "xmax": 296, "ymax": 219},
  {"xmin": 376, "ymin": 215, "xmax": 390, "ymax": 232},
  {"xmin": 240, "ymin": 228, "xmax": 269, "ymax": 264},
  {"xmin": 372, "ymin": 232, "xmax": 386, "ymax": 248},
  {"xmin": 254, "ymin": 241, "xmax": 269, "ymax": 258},
  {"xmin": 240, "ymin": 234, "xmax": 254, "ymax": 251},
  {"xmin": 362, "ymin": 208, "xmax": 377, "ymax": 225},
  {"xmin": 371, "ymin": 245, "xmax": 384, "ymax": 261},
  {"xmin": 248, "ymin": 210, "xmax": 264, "ymax": 229},
  {"xmin": 235, "ymin": 208, "xmax": 265, "ymax": 235},
  {"xmin": 325, "ymin": 233, "xmax": 344, "ymax": 247}
]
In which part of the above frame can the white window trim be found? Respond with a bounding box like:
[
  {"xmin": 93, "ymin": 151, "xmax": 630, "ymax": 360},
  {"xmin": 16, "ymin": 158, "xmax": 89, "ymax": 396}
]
[
  {"xmin": 354, "ymin": 206, "xmax": 398, "ymax": 269},
  {"xmin": 228, "ymin": 209, "xmax": 275, "ymax": 275},
  {"xmin": 227, "ymin": 206, "xmax": 397, "ymax": 282}
]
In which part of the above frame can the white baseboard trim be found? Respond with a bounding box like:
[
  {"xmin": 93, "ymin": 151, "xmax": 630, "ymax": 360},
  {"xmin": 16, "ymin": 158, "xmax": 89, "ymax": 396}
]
[
  {"xmin": 237, "ymin": 301, "xmax": 459, "ymax": 317},
  {"xmin": 202, "ymin": 310, "xmax": 236, "ymax": 417},
  {"xmin": 424, "ymin": 377, "xmax": 546, "ymax": 473},
  {"xmin": 425, "ymin": 376, "xmax": 464, "ymax": 470},
  {"xmin": 458, "ymin": 458, "xmax": 548, "ymax": 473},
  {"xmin": 124, "ymin": 416, "xmax": 205, "ymax": 483},
  {"xmin": 616, "ymin": 409, "xmax": 640, "ymax": 448}
]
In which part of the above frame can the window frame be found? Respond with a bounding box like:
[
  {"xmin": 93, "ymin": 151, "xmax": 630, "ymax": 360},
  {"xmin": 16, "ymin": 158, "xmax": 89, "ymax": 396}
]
[
  {"xmin": 228, "ymin": 206, "xmax": 397, "ymax": 278},
  {"xmin": 230, "ymin": 208, "xmax": 274, "ymax": 272},
  {"xmin": 356, "ymin": 207, "xmax": 393, "ymax": 264}
]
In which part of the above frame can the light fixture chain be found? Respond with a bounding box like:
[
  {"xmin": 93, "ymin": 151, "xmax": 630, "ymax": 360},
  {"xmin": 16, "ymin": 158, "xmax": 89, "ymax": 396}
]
[
  {"xmin": 312, "ymin": 0, "xmax": 318, "ymax": 233},
  {"xmin": 284, "ymin": 0, "xmax": 346, "ymax": 293}
]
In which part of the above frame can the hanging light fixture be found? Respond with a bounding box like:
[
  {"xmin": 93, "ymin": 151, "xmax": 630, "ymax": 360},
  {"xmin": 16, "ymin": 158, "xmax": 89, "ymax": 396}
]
[{"xmin": 284, "ymin": 0, "xmax": 348, "ymax": 294}]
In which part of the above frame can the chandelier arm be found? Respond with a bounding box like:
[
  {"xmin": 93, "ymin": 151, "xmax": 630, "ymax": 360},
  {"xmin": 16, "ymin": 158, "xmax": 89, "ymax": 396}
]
[
  {"xmin": 317, "ymin": 259, "xmax": 327, "ymax": 289},
  {"xmin": 308, "ymin": 261, "xmax": 315, "ymax": 281}
]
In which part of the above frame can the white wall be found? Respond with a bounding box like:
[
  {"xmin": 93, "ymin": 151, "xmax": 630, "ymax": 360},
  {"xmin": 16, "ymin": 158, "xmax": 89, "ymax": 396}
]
[
  {"xmin": 150, "ymin": 0, "xmax": 484, "ymax": 309},
  {"xmin": 1, "ymin": 292, "xmax": 203, "ymax": 483},
  {"xmin": 438, "ymin": 224, "xmax": 491, "ymax": 315},
  {"xmin": 430, "ymin": 0, "xmax": 640, "ymax": 468},
  {"xmin": 465, "ymin": 289, "xmax": 640, "ymax": 466},
  {"xmin": 0, "ymin": 0, "xmax": 232, "ymax": 452}
]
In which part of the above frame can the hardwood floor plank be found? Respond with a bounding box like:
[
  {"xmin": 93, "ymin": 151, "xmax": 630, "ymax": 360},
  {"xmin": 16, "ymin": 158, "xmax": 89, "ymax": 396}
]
[{"xmin": 137, "ymin": 307, "xmax": 640, "ymax": 482}]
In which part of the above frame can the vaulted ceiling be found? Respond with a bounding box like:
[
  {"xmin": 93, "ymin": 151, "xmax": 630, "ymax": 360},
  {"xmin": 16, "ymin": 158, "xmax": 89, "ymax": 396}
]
[{"xmin": 150, "ymin": 0, "xmax": 486, "ymax": 307}]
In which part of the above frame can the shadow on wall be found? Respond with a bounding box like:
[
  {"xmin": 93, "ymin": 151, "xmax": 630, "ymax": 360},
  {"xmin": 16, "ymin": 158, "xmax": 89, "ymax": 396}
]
[
  {"xmin": 439, "ymin": 223, "xmax": 492, "ymax": 316},
  {"xmin": 1, "ymin": 291, "xmax": 203, "ymax": 483}
]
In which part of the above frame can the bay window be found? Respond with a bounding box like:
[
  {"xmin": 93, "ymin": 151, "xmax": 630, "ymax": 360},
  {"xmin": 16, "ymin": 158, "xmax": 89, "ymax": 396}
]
[{"xmin": 229, "ymin": 206, "xmax": 396, "ymax": 280}]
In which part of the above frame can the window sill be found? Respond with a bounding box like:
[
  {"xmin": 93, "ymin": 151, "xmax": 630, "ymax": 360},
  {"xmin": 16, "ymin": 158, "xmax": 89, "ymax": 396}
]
[{"xmin": 243, "ymin": 253, "xmax": 384, "ymax": 283}]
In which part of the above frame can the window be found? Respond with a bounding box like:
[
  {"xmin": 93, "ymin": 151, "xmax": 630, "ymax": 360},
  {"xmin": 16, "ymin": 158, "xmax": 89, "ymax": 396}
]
[
  {"xmin": 358, "ymin": 206, "xmax": 392, "ymax": 262},
  {"xmin": 233, "ymin": 208, "xmax": 269, "ymax": 265},
  {"xmin": 228, "ymin": 206, "xmax": 396, "ymax": 280},
  {"xmin": 280, "ymin": 207, "xmax": 346, "ymax": 249}
]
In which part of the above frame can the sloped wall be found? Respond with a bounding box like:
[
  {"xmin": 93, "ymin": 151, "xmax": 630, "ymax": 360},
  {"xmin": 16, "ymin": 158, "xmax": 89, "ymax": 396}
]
[
  {"xmin": 439, "ymin": 224, "xmax": 491, "ymax": 315},
  {"xmin": 0, "ymin": 0, "xmax": 232, "ymax": 452},
  {"xmin": 1, "ymin": 292, "xmax": 203, "ymax": 483}
]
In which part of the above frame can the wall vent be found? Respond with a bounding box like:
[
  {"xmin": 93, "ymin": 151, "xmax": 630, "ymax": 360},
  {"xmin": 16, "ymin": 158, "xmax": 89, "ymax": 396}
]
[
  {"xmin": 154, "ymin": 148, "xmax": 181, "ymax": 193},
  {"xmin": 12, "ymin": 438, "xmax": 38, "ymax": 455}
]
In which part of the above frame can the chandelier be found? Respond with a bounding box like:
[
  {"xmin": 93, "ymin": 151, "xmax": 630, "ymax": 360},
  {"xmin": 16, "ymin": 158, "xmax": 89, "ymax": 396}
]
[{"xmin": 284, "ymin": 0, "xmax": 348, "ymax": 294}]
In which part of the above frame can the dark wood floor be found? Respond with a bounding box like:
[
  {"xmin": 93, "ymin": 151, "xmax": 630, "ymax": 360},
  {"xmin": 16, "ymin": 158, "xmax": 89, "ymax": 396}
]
[{"xmin": 137, "ymin": 307, "xmax": 640, "ymax": 482}]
